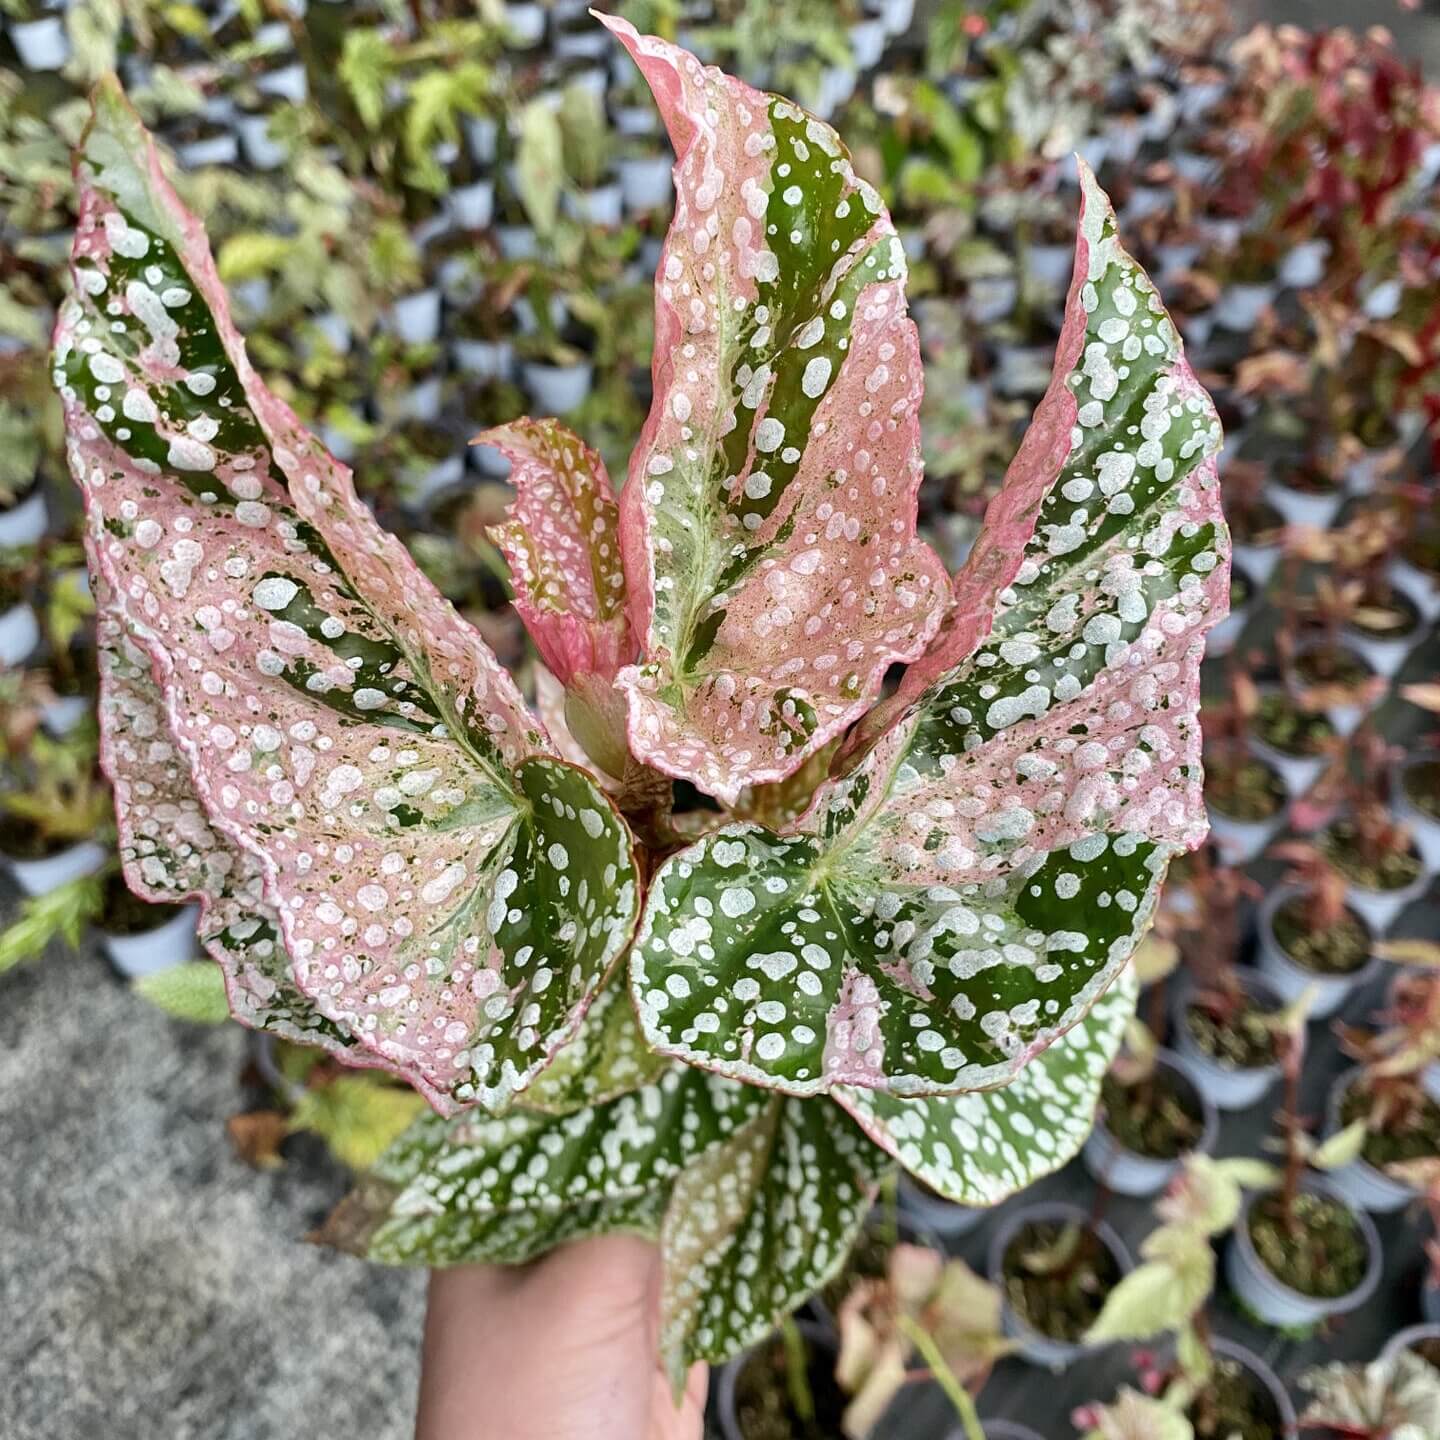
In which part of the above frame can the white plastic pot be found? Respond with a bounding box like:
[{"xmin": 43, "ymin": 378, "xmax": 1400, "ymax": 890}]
[
  {"xmin": 1122, "ymin": 187, "xmax": 1166, "ymax": 224},
  {"xmin": 988, "ymin": 1203, "xmax": 1131, "ymax": 1370},
  {"xmin": 1339, "ymin": 567, "xmax": 1428, "ymax": 679},
  {"xmin": 402, "ymin": 453, "xmax": 464, "ymax": 510},
  {"xmin": 522, "ymin": 360, "xmax": 593, "ymax": 415},
  {"xmin": 562, "ymin": 183, "xmax": 623, "ymax": 227},
  {"xmin": 468, "ymin": 442, "xmax": 513, "ymax": 480},
  {"xmin": 868, "ymin": 0, "xmax": 915, "ymax": 37},
  {"xmin": 812, "ymin": 65, "xmax": 856, "ymax": 119},
  {"xmin": 1207, "ymin": 1339, "xmax": 1298, "ymax": 1436},
  {"xmin": 1025, "ymin": 244, "xmax": 1073, "ymax": 297},
  {"xmin": 496, "ymin": 225, "xmax": 538, "ymax": 261},
  {"xmin": 1280, "ymin": 239, "xmax": 1330, "ymax": 289},
  {"xmin": 1213, "ymin": 282, "xmax": 1275, "ymax": 333},
  {"xmin": 101, "ymin": 903, "xmax": 201, "ymax": 978},
  {"xmin": 452, "ymin": 337, "xmax": 513, "ymax": 381},
  {"xmin": 1224, "ymin": 1183, "xmax": 1380, "ymax": 1329},
  {"xmin": 1205, "ymin": 788, "xmax": 1284, "ymax": 864},
  {"xmin": 1171, "ymin": 972, "xmax": 1282, "ymax": 1112},
  {"xmin": 1231, "ymin": 538, "xmax": 1280, "ymax": 587},
  {"xmin": 386, "ymin": 288, "xmax": 443, "ymax": 347},
  {"xmin": 1391, "ymin": 555, "xmax": 1440, "ymax": 624},
  {"xmin": 3, "ymin": 839, "xmax": 108, "ymax": 898},
  {"xmin": 0, "ymin": 488, "xmax": 47, "ymax": 547},
  {"xmin": 968, "ymin": 276, "xmax": 1018, "ymax": 325},
  {"xmin": 849, "ymin": 17, "xmax": 886, "ymax": 68},
  {"xmin": 0, "ymin": 600, "xmax": 40, "ymax": 668},
  {"xmin": 1267, "ymin": 478, "xmax": 1342, "ymax": 531},
  {"xmin": 503, "ymin": 3, "xmax": 545, "ymax": 47},
  {"xmin": 448, "ymin": 179, "xmax": 494, "ymax": 231},
  {"xmin": 619, "ymin": 155, "xmax": 673, "ymax": 214},
  {"xmin": 1255, "ymin": 885, "xmax": 1378, "ymax": 1020},
  {"xmin": 10, "ymin": 14, "xmax": 70, "ymax": 70},
  {"xmin": 175, "ymin": 133, "xmax": 241, "ymax": 169},
  {"xmin": 614, "ymin": 105, "xmax": 658, "ymax": 137},
  {"xmin": 236, "ymin": 113, "xmax": 286, "ymax": 170},
  {"xmin": 310, "ymin": 311, "xmax": 351, "ymax": 356},
  {"xmin": 1382, "ymin": 1323, "xmax": 1440, "ymax": 1367},
  {"xmin": 1082, "ymin": 1050, "xmax": 1218, "ymax": 1196},
  {"xmin": 256, "ymin": 61, "xmax": 307, "ymax": 105},
  {"xmin": 463, "ymin": 114, "xmax": 498, "ymax": 165},
  {"xmin": 897, "ymin": 1174, "xmax": 986, "ymax": 1239},
  {"xmin": 1396, "ymin": 756, "xmax": 1440, "ymax": 872},
  {"xmin": 554, "ymin": 27, "xmax": 608, "ymax": 61},
  {"xmin": 229, "ymin": 278, "xmax": 271, "ymax": 316},
  {"xmin": 1323, "ymin": 1070, "xmax": 1422, "ymax": 1215},
  {"xmin": 36, "ymin": 674, "xmax": 89, "ymax": 730},
  {"xmin": 1154, "ymin": 242, "xmax": 1201, "ymax": 280}
]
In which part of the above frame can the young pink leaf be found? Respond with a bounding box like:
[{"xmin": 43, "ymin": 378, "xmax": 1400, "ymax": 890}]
[
  {"xmin": 56, "ymin": 81, "xmax": 640, "ymax": 1114},
  {"xmin": 631, "ymin": 169, "xmax": 1228, "ymax": 1097},
  {"xmin": 600, "ymin": 15, "xmax": 950, "ymax": 805},
  {"xmin": 479, "ymin": 418, "xmax": 634, "ymax": 685}
]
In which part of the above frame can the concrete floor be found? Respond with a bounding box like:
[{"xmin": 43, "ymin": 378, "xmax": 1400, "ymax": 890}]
[{"xmin": 1, "ymin": 936, "xmax": 425, "ymax": 1440}]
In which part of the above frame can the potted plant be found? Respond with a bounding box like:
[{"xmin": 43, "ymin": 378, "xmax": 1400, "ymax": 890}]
[
  {"xmin": 0, "ymin": 550, "xmax": 40, "ymax": 668},
  {"xmin": 96, "ymin": 869, "xmax": 200, "ymax": 979},
  {"xmin": 516, "ymin": 304, "xmax": 596, "ymax": 415},
  {"xmin": 1082, "ymin": 1023, "xmax": 1217, "ymax": 1197},
  {"xmin": 559, "ymin": 84, "xmax": 622, "ymax": 227},
  {"xmin": 1223, "ymin": 998, "xmax": 1382, "ymax": 1329},
  {"xmin": 987, "ymin": 1202, "xmax": 1131, "ymax": 1370},
  {"xmin": 1212, "ymin": 231, "xmax": 1280, "ymax": 332},
  {"xmin": 1257, "ymin": 843, "xmax": 1379, "ymax": 1017},
  {"xmin": 1249, "ymin": 684, "xmax": 1338, "ymax": 799},
  {"xmin": 1382, "ymin": 1323, "xmax": 1440, "ymax": 1370},
  {"xmin": 1299, "ymin": 1353, "xmax": 1440, "ymax": 1440},
  {"xmin": 451, "ymin": 283, "xmax": 521, "ymax": 382},
  {"xmin": 0, "ymin": 733, "xmax": 111, "ymax": 898},
  {"xmin": 1316, "ymin": 771, "xmax": 1427, "ymax": 934},
  {"xmin": 55, "ymin": 19, "xmax": 1227, "ymax": 1394},
  {"xmin": 1222, "ymin": 459, "xmax": 1284, "ymax": 585},
  {"xmin": 1269, "ymin": 451, "xmax": 1346, "ymax": 532},
  {"xmin": 715, "ymin": 1320, "xmax": 846, "ymax": 1440},
  {"xmin": 1204, "ymin": 745, "xmax": 1286, "ymax": 865},
  {"xmin": 1282, "ymin": 625, "xmax": 1383, "ymax": 739},
  {"xmin": 834, "ymin": 1243, "xmax": 1013, "ymax": 1438},
  {"xmin": 1396, "ymin": 685, "xmax": 1440, "ymax": 870},
  {"xmin": 897, "ymin": 1174, "xmax": 985, "ymax": 1241},
  {"xmin": 5, "ymin": 0, "xmax": 69, "ymax": 71},
  {"xmin": 1169, "ymin": 856, "xmax": 1286, "ymax": 1110},
  {"xmin": 1084, "ymin": 1154, "xmax": 1298, "ymax": 1439},
  {"xmin": 1326, "ymin": 1067, "xmax": 1440, "ymax": 1216}
]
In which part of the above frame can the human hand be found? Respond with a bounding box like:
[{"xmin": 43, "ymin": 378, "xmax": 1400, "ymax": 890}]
[{"xmin": 416, "ymin": 1235, "xmax": 708, "ymax": 1440}]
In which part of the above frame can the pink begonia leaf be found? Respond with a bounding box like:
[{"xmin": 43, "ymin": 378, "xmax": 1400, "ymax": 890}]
[
  {"xmin": 478, "ymin": 418, "xmax": 634, "ymax": 686},
  {"xmin": 631, "ymin": 167, "xmax": 1229, "ymax": 1097},
  {"xmin": 600, "ymin": 15, "xmax": 950, "ymax": 806},
  {"xmin": 55, "ymin": 81, "xmax": 639, "ymax": 1115}
]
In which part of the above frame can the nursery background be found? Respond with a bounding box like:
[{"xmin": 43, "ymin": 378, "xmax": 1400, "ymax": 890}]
[{"xmin": 4, "ymin": 1, "xmax": 1440, "ymax": 1437}]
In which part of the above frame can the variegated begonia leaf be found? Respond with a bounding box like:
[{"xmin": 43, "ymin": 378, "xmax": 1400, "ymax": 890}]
[
  {"xmin": 656, "ymin": 1094, "xmax": 887, "ymax": 1385},
  {"xmin": 517, "ymin": 977, "xmax": 669, "ymax": 1116},
  {"xmin": 837, "ymin": 962, "xmax": 1138, "ymax": 1206},
  {"xmin": 352, "ymin": 1064, "xmax": 768, "ymax": 1263},
  {"xmin": 480, "ymin": 418, "xmax": 634, "ymax": 686},
  {"xmin": 631, "ymin": 167, "xmax": 1227, "ymax": 1098},
  {"xmin": 55, "ymin": 81, "xmax": 639, "ymax": 1114},
  {"xmin": 96, "ymin": 594, "xmax": 372, "ymax": 1059},
  {"xmin": 600, "ymin": 16, "xmax": 950, "ymax": 805}
]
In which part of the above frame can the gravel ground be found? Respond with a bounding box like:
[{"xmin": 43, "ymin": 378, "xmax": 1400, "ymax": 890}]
[{"xmin": 0, "ymin": 924, "xmax": 426, "ymax": 1440}]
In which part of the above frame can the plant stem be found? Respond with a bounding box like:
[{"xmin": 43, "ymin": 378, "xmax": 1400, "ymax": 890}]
[
  {"xmin": 896, "ymin": 1313, "xmax": 985, "ymax": 1440},
  {"xmin": 779, "ymin": 1317, "xmax": 815, "ymax": 1427}
]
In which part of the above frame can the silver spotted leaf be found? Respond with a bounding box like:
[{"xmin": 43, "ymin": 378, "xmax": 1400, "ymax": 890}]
[
  {"xmin": 56, "ymin": 82, "xmax": 639, "ymax": 1114},
  {"xmin": 657, "ymin": 1094, "xmax": 888, "ymax": 1384},
  {"xmin": 631, "ymin": 168, "xmax": 1227, "ymax": 1098},
  {"xmin": 359, "ymin": 1065, "xmax": 769, "ymax": 1263},
  {"xmin": 516, "ymin": 978, "xmax": 670, "ymax": 1116},
  {"xmin": 836, "ymin": 963, "xmax": 1138, "ymax": 1205},
  {"xmin": 601, "ymin": 17, "xmax": 950, "ymax": 805}
]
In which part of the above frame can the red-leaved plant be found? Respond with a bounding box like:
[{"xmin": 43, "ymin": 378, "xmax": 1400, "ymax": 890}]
[{"xmin": 52, "ymin": 15, "xmax": 1228, "ymax": 1381}]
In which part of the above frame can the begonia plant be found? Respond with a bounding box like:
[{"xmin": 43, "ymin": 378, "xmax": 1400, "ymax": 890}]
[{"xmin": 52, "ymin": 13, "xmax": 1228, "ymax": 1383}]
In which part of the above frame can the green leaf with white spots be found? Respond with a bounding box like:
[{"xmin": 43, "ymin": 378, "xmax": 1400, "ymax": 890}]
[
  {"xmin": 58, "ymin": 80, "xmax": 640, "ymax": 1116},
  {"xmin": 516, "ymin": 979, "xmax": 671, "ymax": 1116},
  {"xmin": 356, "ymin": 1066, "xmax": 769, "ymax": 1264},
  {"xmin": 836, "ymin": 964, "xmax": 1137, "ymax": 1205},
  {"xmin": 630, "ymin": 166, "xmax": 1228, "ymax": 1099},
  {"xmin": 600, "ymin": 17, "xmax": 950, "ymax": 806},
  {"xmin": 657, "ymin": 1094, "xmax": 888, "ymax": 1384}
]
